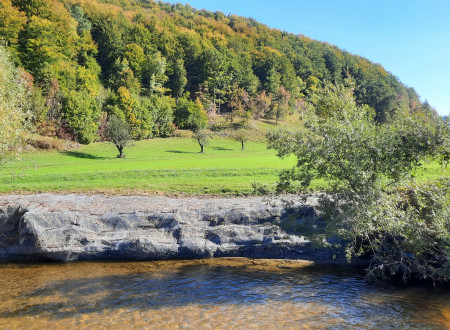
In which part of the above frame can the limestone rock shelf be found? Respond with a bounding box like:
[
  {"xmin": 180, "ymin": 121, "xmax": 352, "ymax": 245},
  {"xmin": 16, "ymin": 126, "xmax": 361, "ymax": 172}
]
[{"xmin": 0, "ymin": 194, "xmax": 333, "ymax": 262}]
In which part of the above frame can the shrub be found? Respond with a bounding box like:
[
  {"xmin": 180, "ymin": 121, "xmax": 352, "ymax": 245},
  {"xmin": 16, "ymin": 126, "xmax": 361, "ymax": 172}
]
[{"xmin": 268, "ymin": 81, "xmax": 450, "ymax": 283}]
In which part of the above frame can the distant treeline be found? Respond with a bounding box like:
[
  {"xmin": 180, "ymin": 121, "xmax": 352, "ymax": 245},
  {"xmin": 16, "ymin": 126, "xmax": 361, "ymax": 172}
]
[{"xmin": 0, "ymin": 0, "xmax": 436, "ymax": 143}]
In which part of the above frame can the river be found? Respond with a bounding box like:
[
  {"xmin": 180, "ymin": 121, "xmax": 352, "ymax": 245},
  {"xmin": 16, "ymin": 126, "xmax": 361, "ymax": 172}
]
[{"xmin": 0, "ymin": 258, "xmax": 449, "ymax": 328}]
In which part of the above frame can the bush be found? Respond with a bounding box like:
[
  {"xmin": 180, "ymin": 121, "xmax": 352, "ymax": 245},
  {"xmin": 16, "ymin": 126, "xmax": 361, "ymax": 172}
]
[
  {"xmin": 29, "ymin": 135, "xmax": 80, "ymax": 151},
  {"xmin": 268, "ymin": 81, "xmax": 450, "ymax": 283}
]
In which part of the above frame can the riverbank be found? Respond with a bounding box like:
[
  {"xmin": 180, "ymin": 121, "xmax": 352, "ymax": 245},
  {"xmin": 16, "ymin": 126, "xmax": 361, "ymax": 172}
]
[{"xmin": 0, "ymin": 194, "xmax": 340, "ymax": 262}]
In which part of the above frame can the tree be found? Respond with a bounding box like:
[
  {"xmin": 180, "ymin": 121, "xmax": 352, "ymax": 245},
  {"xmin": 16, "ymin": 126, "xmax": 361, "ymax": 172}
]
[
  {"xmin": 193, "ymin": 129, "xmax": 210, "ymax": 153},
  {"xmin": 0, "ymin": 0, "xmax": 27, "ymax": 56},
  {"xmin": 173, "ymin": 95, "xmax": 206, "ymax": 131},
  {"xmin": 169, "ymin": 57, "xmax": 187, "ymax": 101},
  {"xmin": 69, "ymin": 5, "xmax": 91, "ymax": 35},
  {"xmin": 233, "ymin": 128, "xmax": 251, "ymax": 150},
  {"xmin": 189, "ymin": 97, "xmax": 207, "ymax": 130},
  {"xmin": 143, "ymin": 51, "xmax": 168, "ymax": 95},
  {"xmin": 123, "ymin": 43, "xmax": 145, "ymax": 80},
  {"xmin": 228, "ymin": 84, "xmax": 249, "ymax": 124},
  {"xmin": 274, "ymin": 86, "xmax": 290, "ymax": 123},
  {"xmin": 63, "ymin": 90, "xmax": 100, "ymax": 144},
  {"xmin": 267, "ymin": 82, "xmax": 450, "ymax": 283},
  {"xmin": 0, "ymin": 44, "xmax": 30, "ymax": 164},
  {"xmin": 253, "ymin": 91, "xmax": 271, "ymax": 119},
  {"xmin": 105, "ymin": 115, "xmax": 132, "ymax": 158}
]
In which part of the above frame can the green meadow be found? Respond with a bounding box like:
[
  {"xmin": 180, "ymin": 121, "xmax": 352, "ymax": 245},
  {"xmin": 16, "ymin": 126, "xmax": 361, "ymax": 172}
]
[
  {"xmin": 1, "ymin": 137, "xmax": 447, "ymax": 196},
  {"xmin": 0, "ymin": 138, "xmax": 293, "ymax": 195}
]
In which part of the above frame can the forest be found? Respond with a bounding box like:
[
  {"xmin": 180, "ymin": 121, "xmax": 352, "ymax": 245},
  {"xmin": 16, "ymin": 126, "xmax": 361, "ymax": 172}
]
[{"xmin": 0, "ymin": 0, "xmax": 437, "ymax": 144}]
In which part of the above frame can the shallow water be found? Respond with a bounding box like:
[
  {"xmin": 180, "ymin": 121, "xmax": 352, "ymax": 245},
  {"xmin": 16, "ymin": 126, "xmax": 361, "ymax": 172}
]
[{"xmin": 0, "ymin": 258, "xmax": 449, "ymax": 329}]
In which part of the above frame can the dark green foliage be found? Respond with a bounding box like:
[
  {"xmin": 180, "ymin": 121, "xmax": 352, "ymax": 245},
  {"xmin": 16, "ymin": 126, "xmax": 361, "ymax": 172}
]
[
  {"xmin": 268, "ymin": 82, "xmax": 449, "ymax": 283},
  {"xmin": 63, "ymin": 90, "xmax": 100, "ymax": 144},
  {"xmin": 174, "ymin": 95, "xmax": 207, "ymax": 131},
  {"xmin": 168, "ymin": 57, "xmax": 187, "ymax": 100},
  {"xmin": 70, "ymin": 5, "xmax": 91, "ymax": 34}
]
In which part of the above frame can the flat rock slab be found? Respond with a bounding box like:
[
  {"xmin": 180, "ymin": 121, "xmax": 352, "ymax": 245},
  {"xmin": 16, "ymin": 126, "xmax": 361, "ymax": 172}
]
[{"xmin": 0, "ymin": 194, "xmax": 332, "ymax": 262}]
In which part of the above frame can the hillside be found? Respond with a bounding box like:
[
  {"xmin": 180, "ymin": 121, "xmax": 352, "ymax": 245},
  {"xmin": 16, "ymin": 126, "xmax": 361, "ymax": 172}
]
[{"xmin": 0, "ymin": 0, "xmax": 432, "ymax": 144}]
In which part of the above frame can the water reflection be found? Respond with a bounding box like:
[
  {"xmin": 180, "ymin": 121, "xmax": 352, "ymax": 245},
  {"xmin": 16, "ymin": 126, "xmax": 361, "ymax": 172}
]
[{"xmin": 0, "ymin": 259, "xmax": 448, "ymax": 328}]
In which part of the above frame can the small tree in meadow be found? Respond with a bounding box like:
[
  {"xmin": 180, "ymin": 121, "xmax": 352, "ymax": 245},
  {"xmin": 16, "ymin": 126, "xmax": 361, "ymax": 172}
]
[
  {"xmin": 105, "ymin": 116, "xmax": 133, "ymax": 158},
  {"xmin": 193, "ymin": 129, "xmax": 210, "ymax": 153},
  {"xmin": 233, "ymin": 128, "xmax": 251, "ymax": 150}
]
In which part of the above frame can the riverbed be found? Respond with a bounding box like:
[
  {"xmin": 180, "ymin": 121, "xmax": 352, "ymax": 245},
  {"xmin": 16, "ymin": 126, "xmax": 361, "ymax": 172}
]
[{"xmin": 0, "ymin": 258, "xmax": 449, "ymax": 328}]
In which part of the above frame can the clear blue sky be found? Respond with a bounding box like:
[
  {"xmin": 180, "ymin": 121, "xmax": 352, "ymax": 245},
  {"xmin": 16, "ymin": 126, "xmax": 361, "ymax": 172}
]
[{"xmin": 175, "ymin": 0, "xmax": 450, "ymax": 116}]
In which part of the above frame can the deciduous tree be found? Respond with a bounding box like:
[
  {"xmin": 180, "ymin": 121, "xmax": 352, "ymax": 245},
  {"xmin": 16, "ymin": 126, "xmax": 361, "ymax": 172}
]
[
  {"xmin": 0, "ymin": 45, "xmax": 30, "ymax": 164},
  {"xmin": 105, "ymin": 115, "xmax": 132, "ymax": 158},
  {"xmin": 268, "ymin": 82, "xmax": 450, "ymax": 283}
]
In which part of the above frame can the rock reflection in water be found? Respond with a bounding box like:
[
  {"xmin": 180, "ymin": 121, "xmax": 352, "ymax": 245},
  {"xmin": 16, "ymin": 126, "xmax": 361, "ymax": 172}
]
[{"xmin": 0, "ymin": 258, "xmax": 449, "ymax": 328}]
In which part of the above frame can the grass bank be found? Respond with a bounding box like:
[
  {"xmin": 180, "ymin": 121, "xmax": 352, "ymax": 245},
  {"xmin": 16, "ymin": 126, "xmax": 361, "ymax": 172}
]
[{"xmin": 1, "ymin": 137, "xmax": 447, "ymax": 196}]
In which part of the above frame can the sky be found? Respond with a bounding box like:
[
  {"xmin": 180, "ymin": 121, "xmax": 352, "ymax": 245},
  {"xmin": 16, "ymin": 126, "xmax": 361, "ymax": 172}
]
[{"xmin": 174, "ymin": 0, "xmax": 450, "ymax": 116}]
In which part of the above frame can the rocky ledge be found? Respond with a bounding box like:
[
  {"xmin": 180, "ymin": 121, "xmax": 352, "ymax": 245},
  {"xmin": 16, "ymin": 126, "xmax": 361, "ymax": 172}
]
[{"xmin": 0, "ymin": 194, "xmax": 334, "ymax": 262}]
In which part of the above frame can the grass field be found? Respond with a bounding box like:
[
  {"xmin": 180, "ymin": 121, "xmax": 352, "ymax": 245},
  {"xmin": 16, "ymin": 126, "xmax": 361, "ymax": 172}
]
[
  {"xmin": 0, "ymin": 137, "xmax": 295, "ymax": 195},
  {"xmin": 1, "ymin": 137, "xmax": 447, "ymax": 196}
]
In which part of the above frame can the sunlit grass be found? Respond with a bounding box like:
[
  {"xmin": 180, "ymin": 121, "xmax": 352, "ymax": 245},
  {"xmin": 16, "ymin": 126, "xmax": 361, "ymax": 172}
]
[
  {"xmin": 0, "ymin": 137, "xmax": 295, "ymax": 195},
  {"xmin": 1, "ymin": 136, "xmax": 447, "ymax": 196}
]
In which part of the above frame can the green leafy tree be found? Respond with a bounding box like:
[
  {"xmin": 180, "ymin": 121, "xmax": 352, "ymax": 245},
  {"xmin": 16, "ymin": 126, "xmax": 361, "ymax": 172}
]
[
  {"xmin": 193, "ymin": 129, "xmax": 210, "ymax": 153},
  {"xmin": 173, "ymin": 95, "xmax": 191, "ymax": 128},
  {"xmin": 150, "ymin": 95, "xmax": 174, "ymax": 137},
  {"xmin": 63, "ymin": 90, "xmax": 100, "ymax": 144},
  {"xmin": 274, "ymin": 86, "xmax": 290, "ymax": 123},
  {"xmin": 173, "ymin": 95, "xmax": 206, "ymax": 130},
  {"xmin": 105, "ymin": 115, "xmax": 132, "ymax": 158},
  {"xmin": 21, "ymin": 16, "xmax": 66, "ymax": 75},
  {"xmin": 123, "ymin": 43, "xmax": 145, "ymax": 80},
  {"xmin": 113, "ymin": 59, "xmax": 141, "ymax": 94},
  {"xmin": 169, "ymin": 57, "xmax": 187, "ymax": 101},
  {"xmin": 143, "ymin": 51, "xmax": 168, "ymax": 95},
  {"xmin": 0, "ymin": 44, "xmax": 30, "ymax": 164},
  {"xmin": 233, "ymin": 128, "xmax": 252, "ymax": 150},
  {"xmin": 0, "ymin": 0, "xmax": 26, "ymax": 56},
  {"xmin": 69, "ymin": 5, "xmax": 91, "ymax": 35},
  {"xmin": 268, "ymin": 82, "xmax": 449, "ymax": 283},
  {"xmin": 189, "ymin": 97, "xmax": 207, "ymax": 130}
]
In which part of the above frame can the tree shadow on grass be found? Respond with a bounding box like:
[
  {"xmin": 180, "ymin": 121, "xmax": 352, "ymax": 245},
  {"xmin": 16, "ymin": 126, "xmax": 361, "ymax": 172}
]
[
  {"xmin": 260, "ymin": 119, "xmax": 278, "ymax": 126},
  {"xmin": 212, "ymin": 147, "xmax": 233, "ymax": 151},
  {"xmin": 61, "ymin": 151, "xmax": 109, "ymax": 160},
  {"xmin": 166, "ymin": 150, "xmax": 197, "ymax": 154}
]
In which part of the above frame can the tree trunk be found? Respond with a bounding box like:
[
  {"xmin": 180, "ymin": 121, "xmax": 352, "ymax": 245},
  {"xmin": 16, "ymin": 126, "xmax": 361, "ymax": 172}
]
[
  {"xmin": 117, "ymin": 145, "xmax": 125, "ymax": 158},
  {"xmin": 241, "ymin": 140, "xmax": 245, "ymax": 150},
  {"xmin": 200, "ymin": 144, "xmax": 204, "ymax": 153}
]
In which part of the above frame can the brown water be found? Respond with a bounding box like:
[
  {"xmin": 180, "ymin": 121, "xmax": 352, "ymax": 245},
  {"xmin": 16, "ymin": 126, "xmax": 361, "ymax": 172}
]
[{"xmin": 0, "ymin": 258, "xmax": 449, "ymax": 329}]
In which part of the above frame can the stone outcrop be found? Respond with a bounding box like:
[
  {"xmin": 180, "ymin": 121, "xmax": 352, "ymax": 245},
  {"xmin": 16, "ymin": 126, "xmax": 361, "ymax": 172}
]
[{"xmin": 0, "ymin": 194, "xmax": 334, "ymax": 262}]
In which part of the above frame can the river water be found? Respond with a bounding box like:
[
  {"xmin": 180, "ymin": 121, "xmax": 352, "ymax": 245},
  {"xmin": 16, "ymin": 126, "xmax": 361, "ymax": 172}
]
[{"xmin": 0, "ymin": 258, "xmax": 449, "ymax": 329}]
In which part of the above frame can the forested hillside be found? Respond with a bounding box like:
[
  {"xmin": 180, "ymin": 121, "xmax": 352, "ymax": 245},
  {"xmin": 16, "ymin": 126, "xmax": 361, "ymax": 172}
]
[{"xmin": 0, "ymin": 0, "xmax": 432, "ymax": 143}]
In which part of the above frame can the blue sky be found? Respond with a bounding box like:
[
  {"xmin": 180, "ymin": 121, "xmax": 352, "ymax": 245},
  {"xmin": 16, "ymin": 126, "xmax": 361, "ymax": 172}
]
[{"xmin": 176, "ymin": 0, "xmax": 450, "ymax": 116}]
